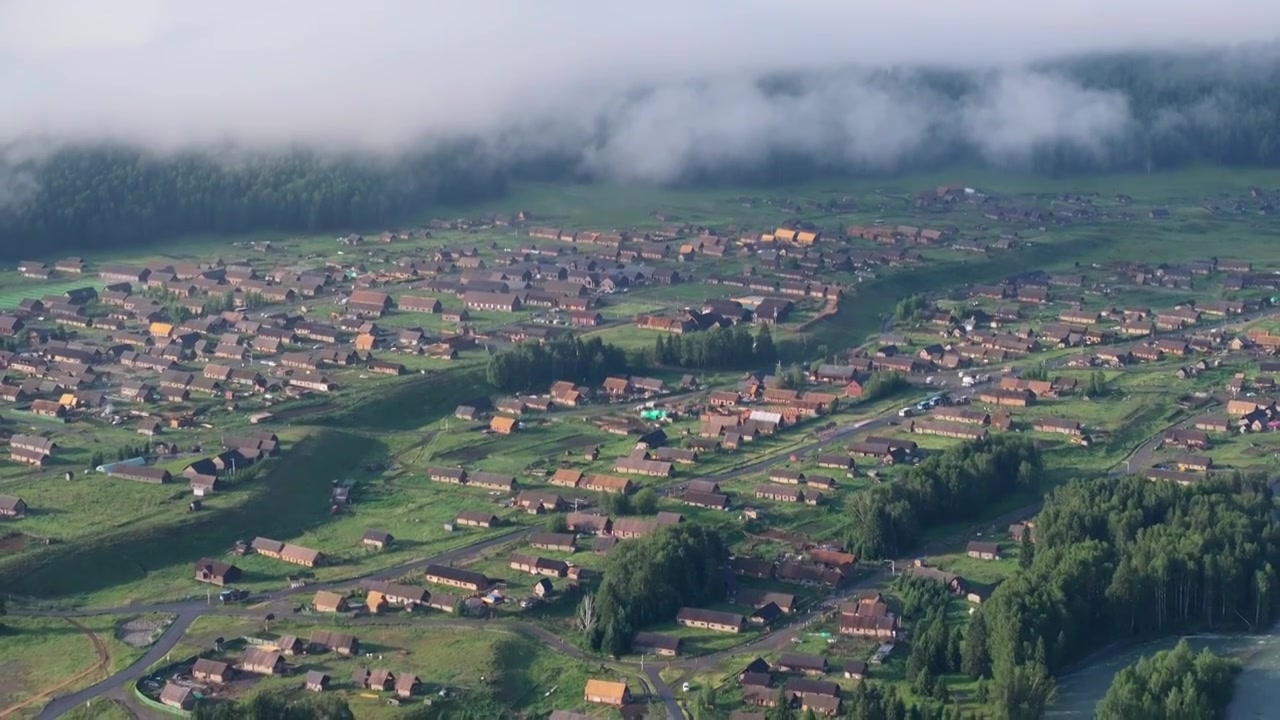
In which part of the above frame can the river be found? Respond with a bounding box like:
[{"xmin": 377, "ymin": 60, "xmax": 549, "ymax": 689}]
[{"xmin": 1048, "ymin": 627, "xmax": 1280, "ymax": 719}]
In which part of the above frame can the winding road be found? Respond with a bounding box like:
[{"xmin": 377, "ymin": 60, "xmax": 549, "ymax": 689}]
[
  {"xmin": 32, "ymin": 528, "xmax": 529, "ymax": 720},
  {"xmin": 17, "ymin": 347, "xmax": 1193, "ymax": 719},
  {"xmin": 22, "ymin": 404, "xmax": 913, "ymax": 720}
]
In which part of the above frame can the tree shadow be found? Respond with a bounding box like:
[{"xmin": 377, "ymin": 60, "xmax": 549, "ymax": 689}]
[
  {"xmin": 0, "ymin": 431, "xmax": 382, "ymax": 599},
  {"xmin": 314, "ymin": 368, "xmax": 490, "ymax": 432}
]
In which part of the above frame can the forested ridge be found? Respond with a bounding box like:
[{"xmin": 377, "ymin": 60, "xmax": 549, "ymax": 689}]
[
  {"xmin": 0, "ymin": 143, "xmax": 507, "ymax": 258},
  {"xmin": 1053, "ymin": 50, "xmax": 1280, "ymax": 169},
  {"xmin": 3, "ymin": 51, "xmax": 1280, "ymax": 257},
  {"xmin": 963, "ymin": 474, "xmax": 1280, "ymax": 717}
]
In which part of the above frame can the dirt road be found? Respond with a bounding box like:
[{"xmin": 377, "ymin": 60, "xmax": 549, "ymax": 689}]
[{"xmin": 2, "ymin": 618, "xmax": 110, "ymax": 719}]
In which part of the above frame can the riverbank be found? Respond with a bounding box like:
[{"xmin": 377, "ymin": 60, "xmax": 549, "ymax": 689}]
[{"xmin": 1049, "ymin": 628, "xmax": 1280, "ymax": 718}]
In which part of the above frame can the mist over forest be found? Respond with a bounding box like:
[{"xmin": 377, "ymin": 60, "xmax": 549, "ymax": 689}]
[{"xmin": 3, "ymin": 18, "xmax": 1280, "ymax": 256}]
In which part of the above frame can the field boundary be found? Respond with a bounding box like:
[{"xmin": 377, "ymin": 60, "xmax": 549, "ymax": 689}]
[{"xmin": 0, "ymin": 617, "xmax": 109, "ymax": 718}]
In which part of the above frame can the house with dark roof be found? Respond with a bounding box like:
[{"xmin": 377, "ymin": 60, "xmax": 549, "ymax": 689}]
[
  {"xmin": 456, "ymin": 510, "xmax": 500, "ymax": 528},
  {"xmin": 565, "ymin": 512, "xmax": 611, "ymax": 535},
  {"xmin": 777, "ymin": 653, "xmax": 828, "ymax": 675},
  {"xmin": 193, "ymin": 559, "xmax": 241, "ymax": 586},
  {"xmin": 676, "ymin": 607, "xmax": 744, "ymax": 633},
  {"xmin": 424, "ymin": 564, "xmax": 489, "ymax": 592},
  {"xmin": 966, "ymin": 541, "xmax": 1001, "ymax": 560},
  {"xmin": 361, "ymin": 530, "xmax": 394, "ymax": 550},
  {"xmin": 632, "ymin": 632, "xmax": 684, "ymax": 656},
  {"xmin": 683, "ymin": 490, "xmax": 729, "ymax": 510}
]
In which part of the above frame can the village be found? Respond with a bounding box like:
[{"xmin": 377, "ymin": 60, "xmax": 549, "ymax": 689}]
[{"xmin": 3, "ymin": 172, "xmax": 1280, "ymax": 719}]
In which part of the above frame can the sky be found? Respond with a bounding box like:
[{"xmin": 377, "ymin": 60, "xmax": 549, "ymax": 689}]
[{"xmin": 1, "ymin": 0, "xmax": 1278, "ymax": 180}]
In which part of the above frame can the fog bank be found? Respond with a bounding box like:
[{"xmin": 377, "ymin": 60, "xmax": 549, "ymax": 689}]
[{"xmin": 2, "ymin": 1, "xmax": 1279, "ymax": 182}]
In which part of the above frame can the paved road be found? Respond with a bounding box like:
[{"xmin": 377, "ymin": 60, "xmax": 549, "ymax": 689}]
[
  {"xmin": 23, "ymin": 359, "xmax": 1172, "ymax": 719},
  {"xmin": 645, "ymin": 666, "xmax": 683, "ymax": 720},
  {"xmin": 38, "ymin": 610, "xmax": 201, "ymax": 720},
  {"xmin": 1109, "ymin": 400, "xmax": 1223, "ymax": 478},
  {"xmin": 656, "ymin": 495, "xmax": 1042, "ymax": 677},
  {"xmin": 23, "ymin": 528, "xmax": 530, "ymax": 620},
  {"xmin": 22, "ymin": 407, "xmax": 906, "ymax": 720},
  {"xmin": 27, "ymin": 528, "xmax": 530, "ymax": 718},
  {"xmin": 704, "ymin": 411, "xmax": 913, "ymax": 484},
  {"xmin": 26, "ymin": 483, "xmax": 1043, "ymax": 720}
]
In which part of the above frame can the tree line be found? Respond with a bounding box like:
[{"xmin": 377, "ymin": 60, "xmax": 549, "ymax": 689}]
[
  {"xmin": 9, "ymin": 51, "xmax": 1280, "ymax": 260},
  {"xmin": 844, "ymin": 435, "xmax": 1042, "ymax": 559},
  {"xmin": 752, "ymin": 682, "xmax": 963, "ymax": 720},
  {"xmin": 894, "ymin": 294, "xmax": 933, "ymax": 324},
  {"xmin": 548, "ymin": 489, "xmax": 659, "ymax": 526},
  {"xmin": 1097, "ymin": 640, "xmax": 1239, "ymax": 720},
  {"xmin": 0, "ymin": 143, "xmax": 506, "ymax": 259},
  {"xmin": 585, "ymin": 524, "xmax": 726, "ymax": 656},
  {"xmin": 651, "ymin": 323, "xmax": 777, "ymax": 370},
  {"xmin": 963, "ymin": 474, "xmax": 1279, "ymax": 717},
  {"xmin": 1049, "ymin": 50, "xmax": 1280, "ymax": 172},
  {"xmin": 898, "ymin": 576, "xmax": 964, "ymax": 705},
  {"xmin": 484, "ymin": 335, "xmax": 628, "ymax": 392},
  {"xmin": 857, "ymin": 372, "xmax": 911, "ymax": 403}
]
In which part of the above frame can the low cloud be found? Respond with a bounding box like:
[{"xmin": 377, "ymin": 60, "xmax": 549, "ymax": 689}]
[
  {"xmin": 1, "ymin": 0, "xmax": 1278, "ymax": 182},
  {"xmin": 960, "ymin": 72, "xmax": 1133, "ymax": 165}
]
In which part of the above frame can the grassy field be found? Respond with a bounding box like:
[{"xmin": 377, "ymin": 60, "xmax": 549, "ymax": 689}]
[
  {"xmin": 932, "ymin": 548, "xmax": 1022, "ymax": 585},
  {"xmin": 0, "ymin": 430, "xmax": 380, "ymax": 606},
  {"xmin": 0, "ymin": 277, "xmax": 105, "ymax": 311},
  {"xmin": 165, "ymin": 619, "xmax": 650, "ymax": 719},
  {"xmin": 58, "ymin": 698, "xmax": 133, "ymax": 720},
  {"xmin": 0, "ymin": 614, "xmax": 161, "ymax": 717},
  {"xmin": 3, "ymin": 165, "xmax": 1280, "ymax": 714}
]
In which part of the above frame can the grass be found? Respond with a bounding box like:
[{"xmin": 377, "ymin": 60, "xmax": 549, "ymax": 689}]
[
  {"xmin": 0, "ymin": 430, "xmax": 378, "ymax": 606},
  {"xmin": 172, "ymin": 620, "xmax": 647, "ymax": 719},
  {"xmin": 58, "ymin": 698, "xmax": 133, "ymax": 720},
  {"xmin": 311, "ymin": 366, "xmax": 492, "ymax": 433},
  {"xmin": 932, "ymin": 549, "xmax": 1021, "ymax": 585},
  {"xmin": 4, "ymin": 165, "xmax": 1280, "ymax": 713},
  {"xmin": 0, "ymin": 614, "xmax": 156, "ymax": 717},
  {"xmin": 162, "ymin": 615, "xmax": 264, "ymax": 664},
  {"xmin": 0, "ymin": 277, "xmax": 104, "ymax": 311}
]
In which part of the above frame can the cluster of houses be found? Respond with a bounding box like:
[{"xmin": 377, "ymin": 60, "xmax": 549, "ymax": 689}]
[
  {"xmin": 462, "ymin": 375, "xmax": 685, "ymax": 431},
  {"xmin": 692, "ymin": 388, "xmax": 841, "ymax": 453},
  {"xmin": 838, "ymin": 591, "xmax": 899, "ymax": 640},
  {"xmin": 562, "ymin": 510, "xmax": 687, "ymax": 549},
  {"xmin": 7, "ymin": 433, "xmax": 56, "ymax": 467},
  {"xmin": 0, "ymin": 277, "xmax": 467, "ymax": 449},
  {"xmin": 155, "ymin": 627, "xmax": 430, "ymax": 712},
  {"xmin": 846, "ymin": 223, "xmax": 951, "ymax": 246},
  {"xmin": 3, "ymin": 234, "xmax": 780, "ymax": 468},
  {"xmin": 736, "ymin": 653, "xmax": 861, "ymax": 717},
  {"xmin": 870, "ymin": 257, "xmax": 1270, "ymax": 374},
  {"xmin": 635, "ymin": 295, "xmax": 800, "ymax": 334},
  {"xmin": 729, "ymin": 548, "xmax": 858, "ymax": 592}
]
